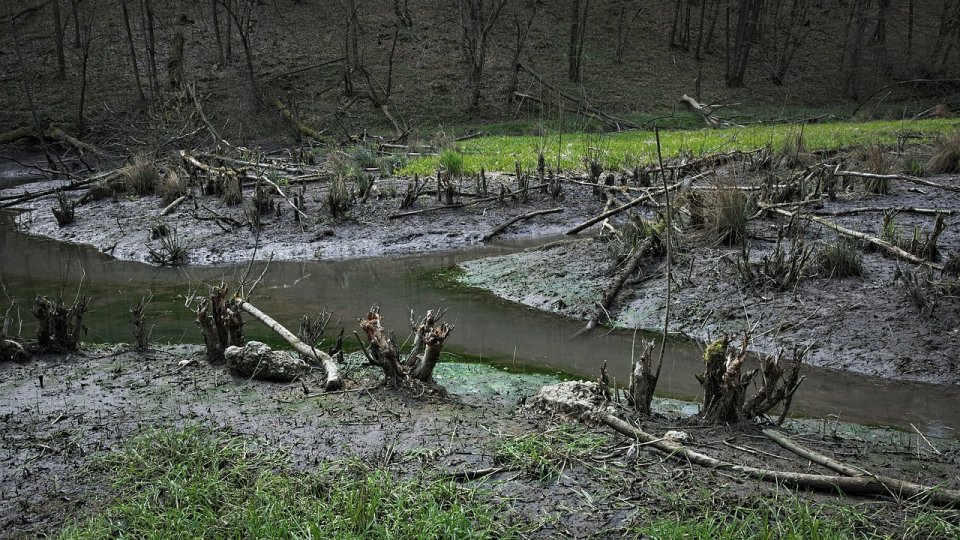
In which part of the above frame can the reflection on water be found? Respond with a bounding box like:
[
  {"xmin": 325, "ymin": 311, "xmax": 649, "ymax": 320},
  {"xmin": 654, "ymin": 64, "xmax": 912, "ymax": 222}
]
[{"xmin": 1, "ymin": 211, "xmax": 957, "ymax": 437}]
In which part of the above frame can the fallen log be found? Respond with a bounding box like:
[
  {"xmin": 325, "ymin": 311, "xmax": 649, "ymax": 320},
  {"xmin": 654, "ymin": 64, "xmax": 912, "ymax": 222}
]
[
  {"xmin": 581, "ymin": 236, "xmax": 655, "ymax": 333},
  {"xmin": 481, "ymin": 207, "xmax": 563, "ymax": 242},
  {"xmin": 0, "ymin": 125, "xmax": 101, "ymax": 155},
  {"xmin": 812, "ymin": 206, "xmax": 957, "ymax": 217},
  {"xmin": 680, "ymin": 94, "xmax": 741, "ymax": 128},
  {"xmin": 0, "ymin": 126, "xmax": 33, "ymax": 145},
  {"xmin": 276, "ymin": 99, "xmax": 324, "ymax": 142},
  {"xmin": 566, "ymin": 181, "xmax": 683, "ymax": 235},
  {"xmin": 601, "ymin": 413, "xmax": 960, "ymax": 507},
  {"xmin": 516, "ymin": 63, "xmax": 640, "ymax": 130},
  {"xmin": 239, "ymin": 300, "xmax": 343, "ymax": 390},
  {"xmin": 0, "ymin": 169, "xmax": 120, "ymax": 208},
  {"xmin": 160, "ymin": 195, "xmax": 189, "ymax": 216},
  {"xmin": 764, "ymin": 206, "xmax": 945, "ymax": 271},
  {"xmin": 833, "ymin": 170, "xmax": 960, "ymax": 194}
]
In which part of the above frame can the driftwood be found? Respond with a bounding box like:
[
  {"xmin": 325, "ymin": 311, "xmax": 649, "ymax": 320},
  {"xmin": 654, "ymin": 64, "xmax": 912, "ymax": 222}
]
[
  {"xmin": 627, "ymin": 339, "xmax": 657, "ymax": 415},
  {"xmin": 32, "ymin": 295, "xmax": 89, "ymax": 353},
  {"xmin": 239, "ymin": 300, "xmax": 343, "ymax": 390},
  {"xmin": 601, "ymin": 413, "xmax": 960, "ymax": 507},
  {"xmin": 765, "ymin": 206, "xmax": 946, "ymax": 271},
  {"xmin": 481, "ymin": 207, "xmax": 563, "ymax": 242},
  {"xmin": 833, "ymin": 170, "xmax": 960, "ymax": 194},
  {"xmin": 0, "ymin": 168, "xmax": 120, "ymax": 208},
  {"xmin": 0, "ymin": 126, "xmax": 101, "ymax": 155},
  {"xmin": 582, "ymin": 236, "xmax": 655, "ymax": 332},
  {"xmin": 195, "ymin": 284, "xmax": 244, "ymax": 364}
]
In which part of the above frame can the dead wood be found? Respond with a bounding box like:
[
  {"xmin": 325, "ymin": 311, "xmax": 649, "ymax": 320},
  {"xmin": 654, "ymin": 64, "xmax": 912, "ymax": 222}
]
[
  {"xmin": 359, "ymin": 307, "xmax": 451, "ymax": 384},
  {"xmin": 582, "ymin": 235, "xmax": 656, "ymax": 333},
  {"xmin": 32, "ymin": 295, "xmax": 89, "ymax": 353},
  {"xmin": 388, "ymin": 182, "xmax": 548, "ymax": 219},
  {"xmin": 833, "ymin": 169, "xmax": 960, "ymax": 194},
  {"xmin": 765, "ymin": 206, "xmax": 945, "ymax": 271},
  {"xmin": 680, "ymin": 94, "xmax": 742, "ymax": 127},
  {"xmin": 516, "ymin": 63, "xmax": 640, "ymax": 130},
  {"xmin": 627, "ymin": 338, "xmax": 657, "ymax": 415},
  {"xmin": 185, "ymin": 83, "xmax": 230, "ymax": 148},
  {"xmin": 0, "ymin": 126, "xmax": 33, "ymax": 145},
  {"xmin": 275, "ymin": 99, "xmax": 325, "ymax": 142},
  {"xmin": 160, "ymin": 195, "xmax": 190, "ymax": 216},
  {"xmin": 697, "ymin": 333, "xmax": 804, "ymax": 424},
  {"xmin": 0, "ymin": 169, "xmax": 120, "ymax": 208},
  {"xmin": 481, "ymin": 207, "xmax": 563, "ymax": 242},
  {"xmin": 812, "ymin": 206, "xmax": 957, "ymax": 217},
  {"xmin": 0, "ymin": 338, "xmax": 28, "ymax": 362},
  {"xmin": 600, "ymin": 413, "xmax": 960, "ymax": 507},
  {"xmin": 195, "ymin": 284, "xmax": 244, "ymax": 364},
  {"xmin": 240, "ymin": 300, "xmax": 343, "ymax": 390},
  {"xmin": 566, "ymin": 182, "xmax": 684, "ymax": 235}
]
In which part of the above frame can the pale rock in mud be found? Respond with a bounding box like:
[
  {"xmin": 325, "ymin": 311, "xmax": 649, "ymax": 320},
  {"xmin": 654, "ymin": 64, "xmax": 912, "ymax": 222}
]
[{"xmin": 224, "ymin": 341, "xmax": 310, "ymax": 382}]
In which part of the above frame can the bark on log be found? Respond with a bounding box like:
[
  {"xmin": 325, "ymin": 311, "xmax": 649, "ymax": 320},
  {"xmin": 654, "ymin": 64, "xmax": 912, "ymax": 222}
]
[
  {"xmin": 813, "ymin": 206, "xmax": 957, "ymax": 217},
  {"xmin": 275, "ymin": 99, "xmax": 324, "ymax": 141},
  {"xmin": 765, "ymin": 206, "xmax": 945, "ymax": 271},
  {"xmin": 239, "ymin": 300, "xmax": 343, "ymax": 390},
  {"xmin": 601, "ymin": 413, "xmax": 960, "ymax": 507},
  {"xmin": 481, "ymin": 207, "xmax": 563, "ymax": 241}
]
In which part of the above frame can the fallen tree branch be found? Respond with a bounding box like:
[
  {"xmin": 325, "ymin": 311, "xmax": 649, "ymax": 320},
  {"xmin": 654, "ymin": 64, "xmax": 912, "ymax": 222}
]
[
  {"xmin": 581, "ymin": 236, "xmax": 655, "ymax": 333},
  {"xmin": 812, "ymin": 206, "xmax": 958, "ymax": 217},
  {"xmin": 276, "ymin": 99, "xmax": 324, "ymax": 142},
  {"xmin": 764, "ymin": 206, "xmax": 945, "ymax": 271},
  {"xmin": 481, "ymin": 207, "xmax": 563, "ymax": 241},
  {"xmin": 160, "ymin": 195, "xmax": 189, "ymax": 216},
  {"xmin": 833, "ymin": 170, "xmax": 960, "ymax": 194},
  {"xmin": 516, "ymin": 63, "xmax": 640, "ymax": 130},
  {"xmin": 566, "ymin": 181, "xmax": 684, "ymax": 235},
  {"xmin": 0, "ymin": 169, "xmax": 120, "ymax": 208},
  {"xmin": 761, "ymin": 429, "xmax": 868, "ymax": 477},
  {"xmin": 680, "ymin": 94, "xmax": 742, "ymax": 128},
  {"xmin": 601, "ymin": 413, "xmax": 960, "ymax": 507},
  {"xmin": 239, "ymin": 300, "xmax": 343, "ymax": 390}
]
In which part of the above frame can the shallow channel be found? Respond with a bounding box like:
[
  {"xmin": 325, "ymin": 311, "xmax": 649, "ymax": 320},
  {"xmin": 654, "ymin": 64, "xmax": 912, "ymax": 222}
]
[{"xmin": 1, "ymin": 210, "xmax": 957, "ymax": 437}]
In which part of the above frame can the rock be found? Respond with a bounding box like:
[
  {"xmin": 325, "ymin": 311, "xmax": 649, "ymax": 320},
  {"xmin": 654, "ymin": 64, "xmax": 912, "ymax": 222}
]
[
  {"xmin": 224, "ymin": 341, "xmax": 310, "ymax": 382},
  {"xmin": 525, "ymin": 381, "xmax": 617, "ymax": 421}
]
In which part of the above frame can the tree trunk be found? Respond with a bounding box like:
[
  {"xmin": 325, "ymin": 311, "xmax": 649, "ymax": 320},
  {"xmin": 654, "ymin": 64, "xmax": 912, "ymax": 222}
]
[
  {"xmin": 211, "ymin": 0, "xmax": 225, "ymax": 65},
  {"xmin": 628, "ymin": 339, "xmax": 657, "ymax": 415},
  {"xmin": 144, "ymin": 0, "xmax": 158, "ymax": 95},
  {"xmin": 52, "ymin": 0, "xmax": 65, "ymax": 79},
  {"xmin": 121, "ymin": 1, "xmax": 145, "ymax": 101},
  {"xmin": 567, "ymin": 0, "xmax": 588, "ymax": 82},
  {"xmin": 69, "ymin": 0, "xmax": 80, "ymax": 48}
]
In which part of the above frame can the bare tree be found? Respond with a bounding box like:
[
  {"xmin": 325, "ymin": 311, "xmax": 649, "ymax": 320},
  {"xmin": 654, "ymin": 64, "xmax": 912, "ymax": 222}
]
[
  {"xmin": 6, "ymin": 2, "xmax": 42, "ymax": 139},
  {"xmin": 76, "ymin": 0, "xmax": 100, "ymax": 134},
  {"xmin": 121, "ymin": 0, "xmax": 145, "ymax": 101},
  {"xmin": 394, "ymin": 0, "xmax": 413, "ymax": 28},
  {"xmin": 454, "ymin": 0, "xmax": 506, "ymax": 112},
  {"xmin": 840, "ymin": 0, "xmax": 872, "ymax": 99},
  {"xmin": 52, "ymin": 0, "xmax": 65, "ymax": 79},
  {"xmin": 725, "ymin": 0, "xmax": 764, "ymax": 87},
  {"xmin": 342, "ymin": 0, "xmax": 361, "ymax": 96},
  {"xmin": 218, "ymin": 0, "xmax": 260, "ymax": 104},
  {"xmin": 932, "ymin": 0, "xmax": 960, "ymax": 71},
  {"xmin": 769, "ymin": 0, "xmax": 812, "ymax": 85},
  {"xmin": 211, "ymin": 0, "xmax": 225, "ymax": 65},
  {"xmin": 69, "ymin": 0, "xmax": 81, "ymax": 48},
  {"xmin": 142, "ymin": 0, "xmax": 158, "ymax": 95},
  {"xmin": 567, "ymin": 0, "xmax": 589, "ymax": 82},
  {"xmin": 615, "ymin": 1, "xmax": 643, "ymax": 63},
  {"xmin": 507, "ymin": 1, "xmax": 538, "ymax": 101}
]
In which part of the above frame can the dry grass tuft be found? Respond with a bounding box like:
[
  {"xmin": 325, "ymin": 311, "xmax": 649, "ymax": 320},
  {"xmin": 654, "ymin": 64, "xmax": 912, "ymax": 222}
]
[
  {"xmin": 694, "ymin": 181, "xmax": 754, "ymax": 246},
  {"xmin": 925, "ymin": 132, "xmax": 960, "ymax": 174},
  {"xmin": 160, "ymin": 169, "xmax": 188, "ymax": 205},
  {"xmin": 120, "ymin": 155, "xmax": 161, "ymax": 196}
]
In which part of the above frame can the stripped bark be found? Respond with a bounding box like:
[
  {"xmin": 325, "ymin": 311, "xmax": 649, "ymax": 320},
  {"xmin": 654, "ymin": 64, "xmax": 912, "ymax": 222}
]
[
  {"xmin": 240, "ymin": 300, "xmax": 343, "ymax": 390},
  {"xmin": 481, "ymin": 207, "xmax": 563, "ymax": 241}
]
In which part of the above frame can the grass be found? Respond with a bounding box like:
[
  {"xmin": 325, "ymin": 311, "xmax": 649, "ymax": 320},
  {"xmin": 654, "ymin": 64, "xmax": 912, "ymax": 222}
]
[
  {"xmin": 493, "ymin": 424, "xmax": 608, "ymax": 481},
  {"xmin": 634, "ymin": 491, "xmax": 960, "ymax": 539},
  {"xmin": 817, "ymin": 240, "xmax": 864, "ymax": 278},
  {"xmin": 694, "ymin": 183, "xmax": 755, "ymax": 246},
  {"xmin": 61, "ymin": 426, "xmax": 518, "ymax": 539},
  {"xmin": 120, "ymin": 155, "xmax": 161, "ymax": 196},
  {"xmin": 438, "ymin": 148, "xmax": 465, "ymax": 177},
  {"xmin": 925, "ymin": 131, "xmax": 960, "ymax": 174},
  {"xmin": 400, "ymin": 119, "xmax": 958, "ymax": 176},
  {"xmin": 159, "ymin": 169, "xmax": 188, "ymax": 205}
]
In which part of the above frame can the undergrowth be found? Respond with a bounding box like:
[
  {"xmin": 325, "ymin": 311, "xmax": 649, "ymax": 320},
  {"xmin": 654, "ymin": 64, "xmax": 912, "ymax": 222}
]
[
  {"xmin": 60, "ymin": 426, "xmax": 518, "ymax": 539},
  {"xmin": 493, "ymin": 424, "xmax": 608, "ymax": 481}
]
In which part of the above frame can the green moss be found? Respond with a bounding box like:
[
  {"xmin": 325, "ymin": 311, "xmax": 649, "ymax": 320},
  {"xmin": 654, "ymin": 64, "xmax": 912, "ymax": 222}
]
[{"xmin": 703, "ymin": 337, "xmax": 729, "ymax": 365}]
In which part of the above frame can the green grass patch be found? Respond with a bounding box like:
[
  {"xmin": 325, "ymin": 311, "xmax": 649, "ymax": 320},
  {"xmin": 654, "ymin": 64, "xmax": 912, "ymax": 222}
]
[
  {"xmin": 493, "ymin": 424, "xmax": 608, "ymax": 481},
  {"xmin": 400, "ymin": 119, "xmax": 958, "ymax": 176},
  {"xmin": 61, "ymin": 426, "xmax": 519, "ymax": 539},
  {"xmin": 636, "ymin": 492, "xmax": 960, "ymax": 539}
]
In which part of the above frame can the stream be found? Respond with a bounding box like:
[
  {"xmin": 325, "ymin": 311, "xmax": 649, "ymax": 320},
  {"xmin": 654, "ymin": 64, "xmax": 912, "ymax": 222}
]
[{"xmin": 1, "ymin": 210, "xmax": 957, "ymax": 438}]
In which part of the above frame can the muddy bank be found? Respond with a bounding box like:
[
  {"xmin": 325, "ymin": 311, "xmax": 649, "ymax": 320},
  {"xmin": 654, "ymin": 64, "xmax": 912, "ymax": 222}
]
[
  {"xmin": 2, "ymin": 346, "xmax": 958, "ymax": 538},
  {"xmin": 1, "ymin": 173, "xmax": 602, "ymax": 265},
  {"xmin": 459, "ymin": 175, "xmax": 960, "ymax": 386}
]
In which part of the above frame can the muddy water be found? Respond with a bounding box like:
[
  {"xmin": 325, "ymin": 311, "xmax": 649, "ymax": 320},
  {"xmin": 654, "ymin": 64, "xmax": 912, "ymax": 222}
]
[{"xmin": 1, "ymin": 211, "xmax": 957, "ymax": 437}]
